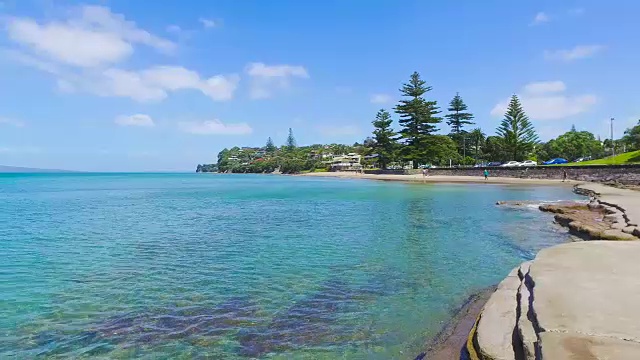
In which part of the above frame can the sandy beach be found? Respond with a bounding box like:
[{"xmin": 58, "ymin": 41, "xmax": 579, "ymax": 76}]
[{"xmin": 298, "ymin": 171, "xmax": 575, "ymax": 186}]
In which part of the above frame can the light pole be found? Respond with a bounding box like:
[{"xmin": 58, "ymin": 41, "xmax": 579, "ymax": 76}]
[{"xmin": 610, "ymin": 117, "xmax": 615, "ymax": 158}]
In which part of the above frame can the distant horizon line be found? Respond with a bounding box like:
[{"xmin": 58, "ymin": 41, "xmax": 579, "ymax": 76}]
[{"xmin": 0, "ymin": 165, "xmax": 197, "ymax": 173}]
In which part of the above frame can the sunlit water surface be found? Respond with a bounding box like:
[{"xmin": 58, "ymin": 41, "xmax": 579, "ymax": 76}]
[{"xmin": 0, "ymin": 173, "xmax": 581, "ymax": 359}]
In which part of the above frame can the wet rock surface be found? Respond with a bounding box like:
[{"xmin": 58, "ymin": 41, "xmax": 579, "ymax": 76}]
[{"xmin": 538, "ymin": 200, "xmax": 639, "ymax": 241}]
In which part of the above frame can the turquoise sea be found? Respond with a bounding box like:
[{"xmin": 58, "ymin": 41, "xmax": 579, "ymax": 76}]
[{"xmin": 0, "ymin": 173, "xmax": 581, "ymax": 359}]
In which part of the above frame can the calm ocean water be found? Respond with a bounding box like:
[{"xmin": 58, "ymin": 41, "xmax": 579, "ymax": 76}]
[{"xmin": 0, "ymin": 173, "xmax": 581, "ymax": 359}]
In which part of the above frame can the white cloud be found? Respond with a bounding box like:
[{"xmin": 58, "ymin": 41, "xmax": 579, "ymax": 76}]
[
  {"xmin": 178, "ymin": 120, "xmax": 253, "ymax": 135},
  {"xmin": 523, "ymin": 81, "xmax": 566, "ymax": 94},
  {"xmin": 7, "ymin": 18, "xmax": 133, "ymax": 67},
  {"xmin": 317, "ymin": 125, "xmax": 361, "ymax": 137},
  {"xmin": 0, "ymin": 117, "xmax": 25, "ymax": 127},
  {"xmin": 370, "ymin": 94, "xmax": 392, "ymax": 104},
  {"xmin": 18, "ymin": 63, "xmax": 239, "ymax": 103},
  {"xmin": 115, "ymin": 114, "xmax": 155, "ymax": 127},
  {"xmin": 3, "ymin": 6, "xmax": 239, "ymax": 104},
  {"xmin": 544, "ymin": 45, "xmax": 604, "ymax": 62},
  {"xmin": 91, "ymin": 68, "xmax": 167, "ymax": 101},
  {"xmin": 491, "ymin": 81, "xmax": 597, "ymax": 120},
  {"xmin": 246, "ymin": 63, "xmax": 308, "ymax": 78},
  {"xmin": 531, "ymin": 12, "xmax": 550, "ymax": 25},
  {"xmin": 139, "ymin": 66, "xmax": 240, "ymax": 101},
  {"xmin": 245, "ymin": 62, "xmax": 309, "ymax": 99},
  {"xmin": 5, "ymin": 5, "xmax": 175, "ymax": 68},
  {"xmin": 74, "ymin": 5, "xmax": 175, "ymax": 53},
  {"xmin": 199, "ymin": 18, "xmax": 217, "ymax": 28}
]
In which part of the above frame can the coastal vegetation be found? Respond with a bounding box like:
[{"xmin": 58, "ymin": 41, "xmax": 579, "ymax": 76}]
[{"xmin": 199, "ymin": 72, "xmax": 640, "ymax": 173}]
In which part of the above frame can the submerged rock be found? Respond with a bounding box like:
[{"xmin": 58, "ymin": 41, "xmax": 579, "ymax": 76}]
[{"xmin": 236, "ymin": 277, "xmax": 382, "ymax": 357}]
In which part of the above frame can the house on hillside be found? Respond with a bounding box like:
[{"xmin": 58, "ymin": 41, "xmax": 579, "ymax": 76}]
[{"xmin": 330, "ymin": 153, "xmax": 362, "ymax": 171}]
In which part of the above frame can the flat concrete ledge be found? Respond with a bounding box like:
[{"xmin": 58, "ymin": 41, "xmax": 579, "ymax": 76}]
[
  {"xmin": 473, "ymin": 241, "xmax": 640, "ymax": 359},
  {"xmin": 476, "ymin": 267, "xmax": 521, "ymax": 360},
  {"xmin": 538, "ymin": 332, "xmax": 640, "ymax": 360},
  {"xmin": 531, "ymin": 241, "xmax": 640, "ymax": 343}
]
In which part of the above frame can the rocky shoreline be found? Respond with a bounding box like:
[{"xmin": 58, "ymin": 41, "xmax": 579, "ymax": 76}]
[
  {"xmin": 467, "ymin": 183, "xmax": 640, "ymax": 359},
  {"xmin": 415, "ymin": 287, "xmax": 496, "ymax": 360}
]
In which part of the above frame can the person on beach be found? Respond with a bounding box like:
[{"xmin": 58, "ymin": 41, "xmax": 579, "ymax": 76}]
[
  {"xmin": 562, "ymin": 169, "xmax": 568, "ymax": 182},
  {"xmin": 484, "ymin": 169, "xmax": 489, "ymax": 180},
  {"xmin": 422, "ymin": 168, "xmax": 427, "ymax": 177}
]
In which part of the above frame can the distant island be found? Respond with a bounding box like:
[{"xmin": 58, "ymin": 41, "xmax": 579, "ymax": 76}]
[{"xmin": 0, "ymin": 165, "xmax": 74, "ymax": 173}]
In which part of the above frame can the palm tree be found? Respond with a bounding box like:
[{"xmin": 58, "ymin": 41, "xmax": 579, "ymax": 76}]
[{"xmin": 468, "ymin": 128, "xmax": 486, "ymax": 162}]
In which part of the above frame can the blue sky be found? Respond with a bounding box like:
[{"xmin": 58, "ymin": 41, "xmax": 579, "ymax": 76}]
[{"xmin": 0, "ymin": 0, "xmax": 638, "ymax": 171}]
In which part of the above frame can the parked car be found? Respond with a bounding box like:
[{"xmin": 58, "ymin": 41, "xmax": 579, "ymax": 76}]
[
  {"xmin": 573, "ymin": 156, "xmax": 593, "ymax": 163},
  {"xmin": 501, "ymin": 161, "xmax": 521, "ymax": 167},
  {"xmin": 519, "ymin": 160, "xmax": 537, "ymax": 167},
  {"xmin": 486, "ymin": 162, "xmax": 502, "ymax": 167},
  {"xmin": 542, "ymin": 158, "xmax": 568, "ymax": 165}
]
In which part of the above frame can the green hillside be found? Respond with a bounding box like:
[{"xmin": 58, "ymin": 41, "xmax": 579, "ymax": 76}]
[{"xmin": 568, "ymin": 150, "xmax": 640, "ymax": 165}]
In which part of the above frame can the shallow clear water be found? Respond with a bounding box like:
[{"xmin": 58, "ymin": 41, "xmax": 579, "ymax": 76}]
[{"xmin": 0, "ymin": 173, "xmax": 581, "ymax": 359}]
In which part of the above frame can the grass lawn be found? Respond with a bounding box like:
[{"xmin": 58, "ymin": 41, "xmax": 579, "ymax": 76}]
[{"xmin": 555, "ymin": 150, "xmax": 640, "ymax": 166}]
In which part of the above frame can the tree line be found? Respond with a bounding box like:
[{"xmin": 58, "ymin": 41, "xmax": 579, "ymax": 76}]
[
  {"xmin": 211, "ymin": 128, "xmax": 366, "ymax": 174},
  {"xmin": 201, "ymin": 71, "xmax": 640, "ymax": 173},
  {"xmin": 366, "ymin": 72, "xmax": 540, "ymax": 168}
]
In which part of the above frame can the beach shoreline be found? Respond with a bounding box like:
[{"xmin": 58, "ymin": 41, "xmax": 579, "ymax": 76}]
[{"xmin": 297, "ymin": 171, "xmax": 576, "ymax": 186}]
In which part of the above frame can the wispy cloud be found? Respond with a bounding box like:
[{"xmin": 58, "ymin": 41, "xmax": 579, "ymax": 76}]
[
  {"xmin": 245, "ymin": 62, "xmax": 309, "ymax": 99},
  {"xmin": 568, "ymin": 8, "xmax": 585, "ymax": 16},
  {"xmin": 115, "ymin": 114, "xmax": 155, "ymax": 127},
  {"xmin": 0, "ymin": 117, "xmax": 25, "ymax": 127},
  {"xmin": 544, "ymin": 45, "xmax": 605, "ymax": 62},
  {"xmin": 335, "ymin": 86, "xmax": 352, "ymax": 95},
  {"xmin": 179, "ymin": 119, "xmax": 253, "ymax": 135},
  {"xmin": 370, "ymin": 94, "xmax": 392, "ymax": 104},
  {"xmin": 166, "ymin": 25, "xmax": 182, "ymax": 34},
  {"xmin": 491, "ymin": 81, "xmax": 597, "ymax": 120},
  {"xmin": 9, "ymin": 55, "xmax": 240, "ymax": 102},
  {"xmin": 531, "ymin": 12, "xmax": 550, "ymax": 25},
  {"xmin": 0, "ymin": 146, "xmax": 41, "ymax": 154},
  {"xmin": 199, "ymin": 18, "xmax": 217, "ymax": 28},
  {"xmin": 523, "ymin": 81, "xmax": 566, "ymax": 94}
]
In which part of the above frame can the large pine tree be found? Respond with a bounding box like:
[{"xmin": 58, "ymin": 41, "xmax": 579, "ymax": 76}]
[
  {"xmin": 285, "ymin": 128, "xmax": 297, "ymax": 151},
  {"xmin": 265, "ymin": 137, "xmax": 276, "ymax": 153},
  {"xmin": 496, "ymin": 95, "xmax": 539, "ymax": 161},
  {"xmin": 370, "ymin": 109, "xmax": 398, "ymax": 169},
  {"xmin": 394, "ymin": 71, "xmax": 441, "ymax": 167},
  {"xmin": 445, "ymin": 93, "xmax": 474, "ymax": 133}
]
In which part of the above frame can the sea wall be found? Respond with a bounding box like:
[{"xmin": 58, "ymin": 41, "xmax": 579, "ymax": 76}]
[
  {"xmin": 365, "ymin": 165, "xmax": 640, "ymax": 184},
  {"xmin": 468, "ymin": 183, "xmax": 640, "ymax": 359}
]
